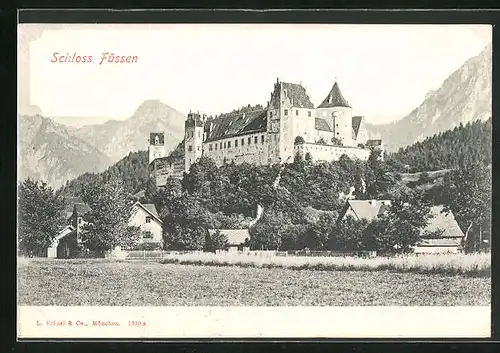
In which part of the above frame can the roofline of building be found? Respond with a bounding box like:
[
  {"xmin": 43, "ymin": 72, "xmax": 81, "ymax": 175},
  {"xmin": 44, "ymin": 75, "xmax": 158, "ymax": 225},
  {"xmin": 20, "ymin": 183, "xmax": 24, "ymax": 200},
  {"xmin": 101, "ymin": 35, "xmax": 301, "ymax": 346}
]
[{"xmin": 132, "ymin": 201, "xmax": 163, "ymax": 224}]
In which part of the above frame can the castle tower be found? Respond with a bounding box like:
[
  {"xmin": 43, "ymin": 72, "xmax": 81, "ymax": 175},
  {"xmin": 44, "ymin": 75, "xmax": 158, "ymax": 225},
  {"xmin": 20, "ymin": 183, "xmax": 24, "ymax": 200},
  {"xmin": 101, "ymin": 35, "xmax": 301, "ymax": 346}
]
[
  {"xmin": 266, "ymin": 78, "xmax": 303, "ymax": 164},
  {"xmin": 148, "ymin": 132, "xmax": 166, "ymax": 165},
  {"xmin": 184, "ymin": 112, "xmax": 204, "ymax": 172},
  {"xmin": 316, "ymin": 81, "xmax": 354, "ymax": 147}
]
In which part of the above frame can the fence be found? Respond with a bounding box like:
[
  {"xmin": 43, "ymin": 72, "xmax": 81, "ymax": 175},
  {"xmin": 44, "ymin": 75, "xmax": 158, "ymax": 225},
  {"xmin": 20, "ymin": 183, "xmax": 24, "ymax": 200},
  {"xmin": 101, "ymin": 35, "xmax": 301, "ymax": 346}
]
[{"xmin": 116, "ymin": 249, "xmax": 376, "ymax": 261}]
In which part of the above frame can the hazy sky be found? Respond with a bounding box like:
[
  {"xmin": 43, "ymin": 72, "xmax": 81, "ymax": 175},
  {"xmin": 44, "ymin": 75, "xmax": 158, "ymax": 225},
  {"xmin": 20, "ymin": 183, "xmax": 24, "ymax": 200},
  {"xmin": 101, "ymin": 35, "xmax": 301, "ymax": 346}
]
[{"xmin": 23, "ymin": 24, "xmax": 491, "ymax": 124}]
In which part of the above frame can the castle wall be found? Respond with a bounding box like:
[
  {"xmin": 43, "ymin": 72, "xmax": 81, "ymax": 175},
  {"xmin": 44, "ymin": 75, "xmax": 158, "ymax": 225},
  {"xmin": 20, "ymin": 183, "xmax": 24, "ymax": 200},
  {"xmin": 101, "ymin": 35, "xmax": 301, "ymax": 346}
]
[
  {"xmin": 295, "ymin": 142, "xmax": 370, "ymax": 162},
  {"xmin": 203, "ymin": 131, "xmax": 268, "ymax": 166}
]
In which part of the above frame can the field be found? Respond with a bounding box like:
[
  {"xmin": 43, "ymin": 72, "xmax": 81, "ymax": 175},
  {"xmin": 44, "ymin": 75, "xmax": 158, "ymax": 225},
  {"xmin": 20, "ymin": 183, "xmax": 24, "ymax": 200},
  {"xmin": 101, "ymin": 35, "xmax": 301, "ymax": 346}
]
[
  {"xmin": 160, "ymin": 252, "xmax": 491, "ymax": 277},
  {"xmin": 17, "ymin": 256, "xmax": 490, "ymax": 306}
]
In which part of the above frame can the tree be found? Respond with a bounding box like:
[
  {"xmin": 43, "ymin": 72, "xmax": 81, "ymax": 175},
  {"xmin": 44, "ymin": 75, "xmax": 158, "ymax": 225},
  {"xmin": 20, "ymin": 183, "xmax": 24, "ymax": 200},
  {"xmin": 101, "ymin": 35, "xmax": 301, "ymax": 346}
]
[
  {"xmin": 441, "ymin": 163, "xmax": 491, "ymax": 252},
  {"xmin": 249, "ymin": 209, "xmax": 290, "ymax": 250},
  {"xmin": 331, "ymin": 137, "xmax": 343, "ymax": 146},
  {"xmin": 301, "ymin": 213, "xmax": 336, "ymax": 250},
  {"xmin": 204, "ymin": 230, "xmax": 229, "ymax": 252},
  {"xmin": 162, "ymin": 192, "xmax": 213, "ymax": 250},
  {"xmin": 317, "ymin": 138, "xmax": 327, "ymax": 145},
  {"xmin": 79, "ymin": 177, "xmax": 132, "ymax": 256},
  {"xmin": 305, "ymin": 152, "xmax": 313, "ymax": 165},
  {"xmin": 18, "ymin": 179, "xmax": 66, "ymax": 257},
  {"xmin": 294, "ymin": 136, "xmax": 305, "ymax": 145},
  {"xmin": 333, "ymin": 216, "xmax": 368, "ymax": 251},
  {"xmin": 362, "ymin": 194, "xmax": 433, "ymax": 254}
]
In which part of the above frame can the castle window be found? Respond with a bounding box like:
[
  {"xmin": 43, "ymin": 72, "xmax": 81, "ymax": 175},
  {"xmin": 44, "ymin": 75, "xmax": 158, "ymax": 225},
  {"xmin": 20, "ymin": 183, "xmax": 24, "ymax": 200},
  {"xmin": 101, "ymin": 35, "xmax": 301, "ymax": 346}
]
[
  {"xmin": 188, "ymin": 145, "xmax": 193, "ymax": 152},
  {"xmin": 308, "ymin": 111, "xmax": 311, "ymax": 117},
  {"xmin": 261, "ymin": 135, "xmax": 265, "ymax": 144},
  {"xmin": 215, "ymin": 144, "xmax": 218, "ymax": 150},
  {"xmin": 270, "ymin": 112, "xmax": 273, "ymax": 118},
  {"xmin": 209, "ymin": 144, "xmax": 213, "ymax": 151},
  {"xmin": 228, "ymin": 141, "xmax": 231, "ymax": 148},
  {"xmin": 220, "ymin": 142, "xmax": 223, "ymax": 149},
  {"xmin": 254, "ymin": 136, "xmax": 258, "ymax": 144},
  {"xmin": 235, "ymin": 139, "xmax": 238, "ymax": 147},
  {"xmin": 248, "ymin": 137, "xmax": 251, "ymax": 145},
  {"xmin": 241, "ymin": 138, "xmax": 244, "ymax": 146},
  {"xmin": 145, "ymin": 216, "xmax": 151, "ymax": 224},
  {"xmin": 224, "ymin": 142, "xmax": 226, "ymax": 149},
  {"xmin": 296, "ymin": 110, "xmax": 299, "ymax": 116},
  {"xmin": 284, "ymin": 109, "xmax": 288, "ymax": 116},
  {"xmin": 197, "ymin": 146, "xmax": 200, "ymax": 151}
]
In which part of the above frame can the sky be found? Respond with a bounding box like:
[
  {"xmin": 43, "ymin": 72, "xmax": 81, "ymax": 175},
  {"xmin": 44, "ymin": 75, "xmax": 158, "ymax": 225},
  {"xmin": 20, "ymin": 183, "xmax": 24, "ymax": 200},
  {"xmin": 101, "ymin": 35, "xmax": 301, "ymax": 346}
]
[{"xmin": 21, "ymin": 24, "xmax": 491, "ymax": 125}]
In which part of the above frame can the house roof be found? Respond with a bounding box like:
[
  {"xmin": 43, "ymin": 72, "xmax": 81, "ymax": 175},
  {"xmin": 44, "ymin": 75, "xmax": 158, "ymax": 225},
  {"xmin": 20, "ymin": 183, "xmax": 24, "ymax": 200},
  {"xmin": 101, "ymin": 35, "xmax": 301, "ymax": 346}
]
[
  {"xmin": 132, "ymin": 201, "xmax": 162, "ymax": 223},
  {"xmin": 53, "ymin": 225, "xmax": 75, "ymax": 242},
  {"xmin": 315, "ymin": 118, "xmax": 332, "ymax": 132},
  {"xmin": 343, "ymin": 200, "xmax": 391, "ymax": 221},
  {"xmin": 204, "ymin": 109, "xmax": 267, "ymax": 142},
  {"xmin": 281, "ymin": 82, "xmax": 315, "ymax": 109},
  {"xmin": 366, "ymin": 139, "xmax": 383, "ymax": 147},
  {"xmin": 352, "ymin": 116, "xmax": 364, "ymax": 139},
  {"xmin": 208, "ymin": 229, "xmax": 249, "ymax": 245},
  {"xmin": 318, "ymin": 82, "xmax": 351, "ymax": 108},
  {"xmin": 422, "ymin": 205, "xmax": 464, "ymax": 239}
]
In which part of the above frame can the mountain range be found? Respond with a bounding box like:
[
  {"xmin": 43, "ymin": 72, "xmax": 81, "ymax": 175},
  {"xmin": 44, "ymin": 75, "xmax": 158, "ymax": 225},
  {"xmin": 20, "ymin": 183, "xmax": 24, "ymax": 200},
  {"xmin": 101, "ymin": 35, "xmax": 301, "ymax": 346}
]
[
  {"xmin": 365, "ymin": 44, "xmax": 492, "ymax": 152},
  {"xmin": 18, "ymin": 100, "xmax": 186, "ymax": 189},
  {"xmin": 17, "ymin": 44, "xmax": 491, "ymax": 189}
]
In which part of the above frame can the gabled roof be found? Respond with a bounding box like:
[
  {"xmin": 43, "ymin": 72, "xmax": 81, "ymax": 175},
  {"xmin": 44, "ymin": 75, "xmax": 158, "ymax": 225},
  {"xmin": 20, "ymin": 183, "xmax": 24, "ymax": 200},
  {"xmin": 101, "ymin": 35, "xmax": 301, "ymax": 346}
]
[
  {"xmin": 342, "ymin": 200, "xmax": 391, "ymax": 221},
  {"xmin": 318, "ymin": 82, "xmax": 351, "ymax": 108},
  {"xmin": 132, "ymin": 201, "xmax": 162, "ymax": 223},
  {"xmin": 352, "ymin": 116, "xmax": 364, "ymax": 139},
  {"xmin": 281, "ymin": 82, "xmax": 315, "ymax": 109},
  {"xmin": 53, "ymin": 225, "xmax": 76, "ymax": 242},
  {"xmin": 315, "ymin": 118, "xmax": 332, "ymax": 132},
  {"xmin": 204, "ymin": 110, "xmax": 267, "ymax": 142},
  {"xmin": 422, "ymin": 205, "xmax": 464, "ymax": 239},
  {"xmin": 208, "ymin": 229, "xmax": 249, "ymax": 245}
]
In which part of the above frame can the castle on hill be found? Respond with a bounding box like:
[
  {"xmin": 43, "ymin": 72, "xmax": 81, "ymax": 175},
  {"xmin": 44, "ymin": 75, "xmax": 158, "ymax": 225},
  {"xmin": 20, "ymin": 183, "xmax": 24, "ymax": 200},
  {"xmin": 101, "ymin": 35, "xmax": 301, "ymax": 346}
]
[{"xmin": 148, "ymin": 78, "xmax": 383, "ymax": 187}]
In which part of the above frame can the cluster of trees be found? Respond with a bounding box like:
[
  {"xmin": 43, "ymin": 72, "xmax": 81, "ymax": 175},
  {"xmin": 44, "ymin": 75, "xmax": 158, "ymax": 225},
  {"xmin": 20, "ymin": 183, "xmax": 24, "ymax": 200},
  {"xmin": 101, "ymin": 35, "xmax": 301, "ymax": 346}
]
[{"xmin": 388, "ymin": 118, "xmax": 492, "ymax": 172}]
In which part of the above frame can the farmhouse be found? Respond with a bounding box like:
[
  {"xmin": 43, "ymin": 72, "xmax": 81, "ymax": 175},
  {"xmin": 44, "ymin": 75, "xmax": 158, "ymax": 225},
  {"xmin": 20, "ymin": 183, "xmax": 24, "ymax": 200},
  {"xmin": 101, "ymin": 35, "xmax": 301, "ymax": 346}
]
[
  {"xmin": 337, "ymin": 200, "xmax": 465, "ymax": 254},
  {"xmin": 128, "ymin": 201, "xmax": 163, "ymax": 244},
  {"xmin": 48, "ymin": 200, "xmax": 163, "ymax": 258},
  {"xmin": 337, "ymin": 199, "xmax": 392, "ymax": 222},
  {"xmin": 413, "ymin": 205, "xmax": 465, "ymax": 254},
  {"xmin": 207, "ymin": 229, "xmax": 250, "ymax": 252}
]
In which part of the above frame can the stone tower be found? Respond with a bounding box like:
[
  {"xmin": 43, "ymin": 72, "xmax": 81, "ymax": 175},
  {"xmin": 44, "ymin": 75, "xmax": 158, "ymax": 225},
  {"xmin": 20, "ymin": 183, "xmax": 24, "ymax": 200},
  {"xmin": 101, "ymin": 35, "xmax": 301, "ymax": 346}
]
[
  {"xmin": 316, "ymin": 81, "xmax": 354, "ymax": 147},
  {"xmin": 184, "ymin": 112, "xmax": 204, "ymax": 172},
  {"xmin": 148, "ymin": 132, "xmax": 166, "ymax": 165},
  {"xmin": 266, "ymin": 78, "xmax": 295, "ymax": 164}
]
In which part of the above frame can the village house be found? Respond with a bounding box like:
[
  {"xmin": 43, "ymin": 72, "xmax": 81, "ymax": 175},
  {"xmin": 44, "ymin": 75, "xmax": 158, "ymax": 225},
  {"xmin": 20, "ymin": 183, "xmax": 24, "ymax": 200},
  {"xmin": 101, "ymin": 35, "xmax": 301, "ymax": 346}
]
[
  {"xmin": 413, "ymin": 205, "xmax": 464, "ymax": 254},
  {"xmin": 128, "ymin": 201, "xmax": 163, "ymax": 245},
  {"xmin": 48, "ymin": 200, "xmax": 163, "ymax": 258},
  {"xmin": 337, "ymin": 200, "xmax": 465, "ymax": 254}
]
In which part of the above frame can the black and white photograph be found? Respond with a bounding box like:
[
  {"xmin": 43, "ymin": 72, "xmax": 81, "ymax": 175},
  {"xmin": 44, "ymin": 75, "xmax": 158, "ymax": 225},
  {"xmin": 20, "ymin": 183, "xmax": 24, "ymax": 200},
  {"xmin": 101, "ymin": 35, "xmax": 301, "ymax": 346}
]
[{"xmin": 16, "ymin": 19, "xmax": 492, "ymax": 339}]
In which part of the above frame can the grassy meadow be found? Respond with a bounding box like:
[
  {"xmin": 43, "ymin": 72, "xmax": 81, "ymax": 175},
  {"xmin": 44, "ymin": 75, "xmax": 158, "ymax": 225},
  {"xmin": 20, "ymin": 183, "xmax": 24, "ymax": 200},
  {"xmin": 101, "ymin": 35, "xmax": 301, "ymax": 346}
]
[
  {"xmin": 17, "ymin": 255, "xmax": 490, "ymax": 306},
  {"xmin": 159, "ymin": 252, "xmax": 491, "ymax": 277}
]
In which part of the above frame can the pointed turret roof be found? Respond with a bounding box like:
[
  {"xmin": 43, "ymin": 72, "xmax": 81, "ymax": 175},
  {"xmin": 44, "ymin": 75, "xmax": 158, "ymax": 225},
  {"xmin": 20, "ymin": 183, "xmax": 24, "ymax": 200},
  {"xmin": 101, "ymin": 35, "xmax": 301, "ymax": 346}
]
[{"xmin": 318, "ymin": 82, "xmax": 351, "ymax": 108}]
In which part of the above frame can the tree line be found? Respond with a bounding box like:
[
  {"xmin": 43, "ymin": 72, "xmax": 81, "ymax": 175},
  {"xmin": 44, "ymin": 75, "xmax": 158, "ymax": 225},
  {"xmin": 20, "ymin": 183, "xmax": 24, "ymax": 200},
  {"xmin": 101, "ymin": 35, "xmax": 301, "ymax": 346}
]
[{"xmin": 17, "ymin": 118, "xmax": 492, "ymax": 256}]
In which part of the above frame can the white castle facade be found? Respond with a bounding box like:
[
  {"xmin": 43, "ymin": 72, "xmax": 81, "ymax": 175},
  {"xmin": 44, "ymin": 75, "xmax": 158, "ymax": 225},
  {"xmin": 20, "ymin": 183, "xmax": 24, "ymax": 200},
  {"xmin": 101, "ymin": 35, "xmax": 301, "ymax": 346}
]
[{"xmin": 149, "ymin": 79, "xmax": 383, "ymax": 186}]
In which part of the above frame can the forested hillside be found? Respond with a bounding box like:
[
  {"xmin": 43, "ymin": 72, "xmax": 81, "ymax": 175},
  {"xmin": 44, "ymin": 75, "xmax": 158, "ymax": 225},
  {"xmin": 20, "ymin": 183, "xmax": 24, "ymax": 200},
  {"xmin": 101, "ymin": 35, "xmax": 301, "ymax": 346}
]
[{"xmin": 387, "ymin": 118, "xmax": 491, "ymax": 172}]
